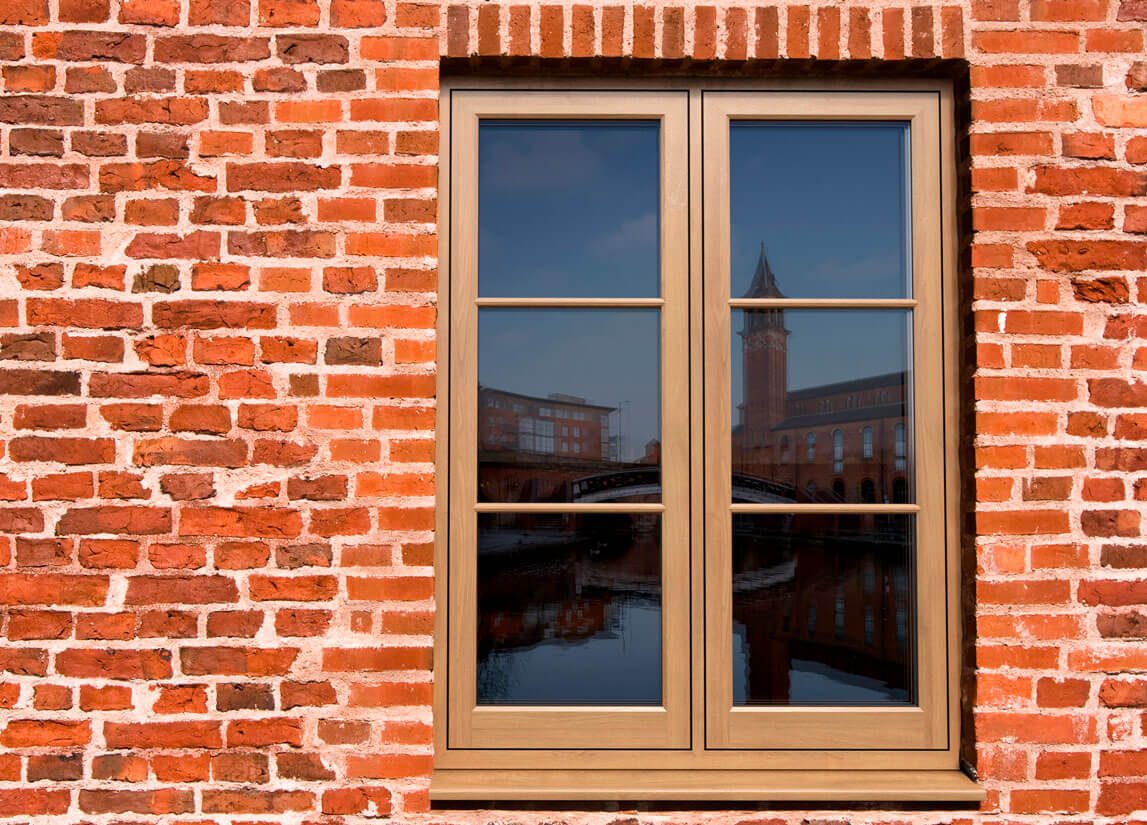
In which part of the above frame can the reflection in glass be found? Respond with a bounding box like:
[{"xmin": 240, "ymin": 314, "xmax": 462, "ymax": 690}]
[
  {"xmin": 478, "ymin": 309, "xmax": 661, "ymax": 503},
  {"xmin": 478, "ymin": 512, "xmax": 662, "ymax": 705},
  {"xmin": 732, "ymin": 514, "xmax": 914, "ymax": 706},
  {"xmin": 731, "ymin": 121, "xmax": 910, "ymax": 299},
  {"xmin": 731, "ymin": 307, "xmax": 912, "ymax": 504},
  {"xmin": 479, "ymin": 120, "xmax": 660, "ymax": 297}
]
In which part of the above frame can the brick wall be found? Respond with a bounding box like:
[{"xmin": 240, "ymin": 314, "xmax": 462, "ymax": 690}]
[{"xmin": 0, "ymin": 0, "xmax": 1145, "ymax": 821}]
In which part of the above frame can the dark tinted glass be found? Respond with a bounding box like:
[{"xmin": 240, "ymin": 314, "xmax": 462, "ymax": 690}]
[
  {"xmin": 479, "ymin": 121, "xmax": 660, "ymax": 297},
  {"xmin": 731, "ymin": 122, "xmax": 910, "ymax": 299},
  {"xmin": 477, "ymin": 512, "xmax": 662, "ymax": 705},
  {"xmin": 731, "ymin": 309, "xmax": 912, "ymax": 504},
  {"xmin": 732, "ymin": 514, "xmax": 914, "ymax": 706},
  {"xmin": 478, "ymin": 308, "xmax": 661, "ymax": 503}
]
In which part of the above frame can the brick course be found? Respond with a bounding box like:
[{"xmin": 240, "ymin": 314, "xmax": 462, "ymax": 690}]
[{"xmin": 0, "ymin": 0, "xmax": 1145, "ymax": 821}]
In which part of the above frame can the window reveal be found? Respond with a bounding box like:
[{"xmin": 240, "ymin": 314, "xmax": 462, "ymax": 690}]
[{"xmin": 436, "ymin": 82, "xmax": 968, "ymax": 799}]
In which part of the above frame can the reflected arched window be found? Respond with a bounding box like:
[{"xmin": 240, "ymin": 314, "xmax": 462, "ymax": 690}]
[
  {"xmin": 894, "ymin": 568, "xmax": 909, "ymax": 648},
  {"xmin": 832, "ymin": 428, "xmax": 844, "ymax": 472},
  {"xmin": 806, "ymin": 432, "xmax": 816, "ymax": 461},
  {"xmin": 862, "ymin": 426, "xmax": 873, "ymax": 459},
  {"xmin": 860, "ymin": 478, "xmax": 876, "ymax": 503},
  {"xmin": 834, "ymin": 585, "xmax": 845, "ymax": 640},
  {"xmin": 832, "ymin": 478, "xmax": 845, "ymax": 501},
  {"xmin": 892, "ymin": 477, "xmax": 908, "ymax": 504},
  {"xmin": 894, "ymin": 422, "xmax": 906, "ymax": 471}
]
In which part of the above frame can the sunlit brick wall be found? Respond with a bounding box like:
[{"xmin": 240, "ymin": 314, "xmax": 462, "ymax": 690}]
[{"xmin": 0, "ymin": 0, "xmax": 1145, "ymax": 821}]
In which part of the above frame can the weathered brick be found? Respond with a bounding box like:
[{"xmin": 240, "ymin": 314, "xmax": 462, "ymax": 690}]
[
  {"xmin": 35, "ymin": 31, "xmax": 146, "ymax": 62},
  {"xmin": 277, "ymin": 33, "xmax": 349, "ymax": 63},
  {"xmin": 154, "ymin": 35, "xmax": 271, "ymax": 63},
  {"xmin": 0, "ymin": 5, "xmax": 1138, "ymax": 821},
  {"xmin": 56, "ymin": 507, "xmax": 172, "ymax": 535}
]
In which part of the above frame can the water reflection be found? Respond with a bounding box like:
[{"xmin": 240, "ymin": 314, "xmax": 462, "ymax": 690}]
[
  {"xmin": 732, "ymin": 514, "xmax": 913, "ymax": 706},
  {"xmin": 477, "ymin": 513, "xmax": 662, "ymax": 705}
]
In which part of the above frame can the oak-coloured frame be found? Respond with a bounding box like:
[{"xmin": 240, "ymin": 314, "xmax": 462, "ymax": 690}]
[
  {"xmin": 445, "ymin": 89, "xmax": 691, "ymax": 751},
  {"xmin": 433, "ymin": 77, "xmax": 979, "ymax": 802},
  {"xmin": 703, "ymin": 91, "xmax": 947, "ymax": 751}
]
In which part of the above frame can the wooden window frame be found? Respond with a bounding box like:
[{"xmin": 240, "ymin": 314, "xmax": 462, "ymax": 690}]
[
  {"xmin": 434, "ymin": 78, "xmax": 980, "ymax": 802},
  {"xmin": 703, "ymin": 90, "xmax": 949, "ymax": 753},
  {"xmin": 443, "ymin": 90, "xmax": 691, "ymax": 751}
]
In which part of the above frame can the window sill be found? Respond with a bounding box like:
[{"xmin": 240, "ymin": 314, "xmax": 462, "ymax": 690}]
[{"xmin": 430, "ymin": 768, "xmax": 986, "ymax": 803}]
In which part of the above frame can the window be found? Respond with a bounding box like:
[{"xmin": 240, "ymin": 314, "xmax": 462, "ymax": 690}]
[
  {"xmin": 436, "ymin": 81, "xmax": 971, "ymax": 801},
  {"xmin": 535, "ymin": 420, "xmax": 555, "ymax": 453},
  {"xmin": 895, "ymin": 422, "xmax": 908, "ymax": 471},
  {"xmin": 516, "ymin": 416, "xmax": 533, "ymax": 450}
]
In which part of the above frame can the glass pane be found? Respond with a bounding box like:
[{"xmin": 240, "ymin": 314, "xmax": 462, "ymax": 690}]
[
  {"xmin": 479, "ymin": 120, "xmax": 660, "ymax": 297},
  {"xmin": 477, "ymin": 512, "xmax": 662, "ymax": 705},
  {"xmin": 731, "ymin": 122, "xmax": 910, "ymax": 299},
  {"xmin": 732, "ymin": 513, "xmax": 914, "ymax": 706},
  {"xmin": 479, "ymin": 308, "xmax": 660, "ymax": 503},
  {"xmin": 731, "ymin": 309, "xmax": 912, "ymax": 504}
]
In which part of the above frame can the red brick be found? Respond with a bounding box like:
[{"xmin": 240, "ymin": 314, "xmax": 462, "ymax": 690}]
[
  {"xmin": 180, "ymin": 646, "xmax": 298, "ymax": 676},
  {"xmin": 226, "ymin": 718, "xmax": 304, "ymax": 747},
  {"xmin": 56, "ymin": 506, "xmax": 172, "ymax": 535},
  {"xmin": 975, "ymin": 29, "xmax": 1079, "ymax": 52},
  {"xmin": 1010, "ymin": 789, "xmax": 1090, "ymax": 814},
  {"xmin": 0, "ymin": 719, "xmax": 91, "ymax": 747},
  {"xmin": 104, "ymin": 721, "xmax": 222, "ymax": 749},
  {"xmin": 28, "ymin": 684, "xmax": 69, "ymax": 711},
  {"xmin": 56, "ymin": 649, "xmax": 172, "ymax": 679},
  {"xmin": 1099, "ymin": 782, "xmax": 1147, "ymax": 815},
  {"xmin": 0, "ymin": 5, "xmax": 1141, "ymax": 817}
]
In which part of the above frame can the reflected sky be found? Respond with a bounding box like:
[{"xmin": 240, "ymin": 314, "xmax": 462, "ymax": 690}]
[
  {"xmin": 731, "ymin": 122, "xmax": 910, "ymax": 299},
  {"xmin": 475, "ymin": 120, "xmax": 914, "ymax": 452},
  {"xmin": 479, "ymin": 309, "xmax": 660, "ymax": 463},
  {"xmin": 479, "ymin": 121, "xmax": 660, "ymax": 298}
]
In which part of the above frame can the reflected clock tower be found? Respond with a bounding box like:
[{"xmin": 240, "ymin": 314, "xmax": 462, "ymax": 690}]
[{"xmin": 739, "ymin": 244, "xmax": 789, "ymax": 448}]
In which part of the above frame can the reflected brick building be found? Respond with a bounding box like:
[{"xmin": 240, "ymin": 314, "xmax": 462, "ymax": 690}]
[
  {"xmin": 478, "ymin": 385, "xmax": 661, "ymax": 504},
  {"xmin": 733, "ymin": 246, "xmax": 910, "ymax": 505},
  {"xmin": 478, "ymin": 386, "xmax": 613, "ymax": 502}
]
